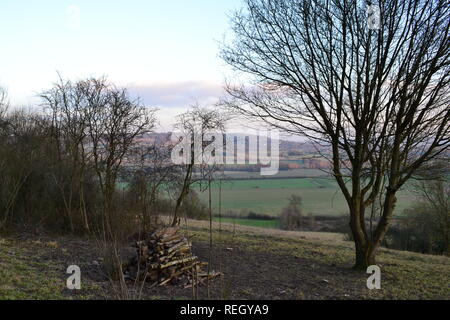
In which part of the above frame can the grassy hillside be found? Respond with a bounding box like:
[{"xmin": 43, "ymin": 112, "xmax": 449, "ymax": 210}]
[
  {"xmin": 1, "ymin": 221, "xmax": 448, "ymax": 300},
  {"xmin": 189, "ymin": 221, "xmax": 450, "ymax": 299}
]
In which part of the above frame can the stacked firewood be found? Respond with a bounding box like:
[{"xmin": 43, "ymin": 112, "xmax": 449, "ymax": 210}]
[{"xmin": 124, "ymin": 227, "xmax": 221, "ymax": 287}]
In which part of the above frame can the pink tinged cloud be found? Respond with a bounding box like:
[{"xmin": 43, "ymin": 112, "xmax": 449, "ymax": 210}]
[{"xmin": 129, "ymin": 81, "xmax": 224, "ymax": 108}]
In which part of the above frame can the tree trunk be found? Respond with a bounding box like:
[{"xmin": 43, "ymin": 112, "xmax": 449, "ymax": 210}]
[
  {"xmin": 351, "ymin": 188, "xmax": 398, "ymax": 270},
  {"xmin": 349, "ymin": 205, "xmax": 374, "ymax": 270},
  {"xmin": 353, "ymin": 241, "xmax": 378, "ymax": 270},
  {"xmin": 171, "ymin": 163, "xmax": 193, "ymax": 227},
  {"xmin": 445, "ymin": 234, "xmax": 450, "ymax": 257}
]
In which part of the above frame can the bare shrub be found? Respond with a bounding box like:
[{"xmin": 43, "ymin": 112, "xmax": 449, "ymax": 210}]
[{"xmin": 280, "ymin": 195, "xmax": 303, "ymax": 230}]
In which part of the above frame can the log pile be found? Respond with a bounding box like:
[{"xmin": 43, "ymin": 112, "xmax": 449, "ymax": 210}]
[{"xmin": 124, "ymin": 227, "xmax": 221, "ymax": 287}]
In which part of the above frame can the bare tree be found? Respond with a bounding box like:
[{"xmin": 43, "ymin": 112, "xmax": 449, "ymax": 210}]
[
  {"xmin": 221, "ymin": 0, "xmax": 450, "ymax": 268},
  {"xmin": 0, "ymin": 87, "xmax": 7, "ymax": 117},
  {"xmin": 171, "ymin": 106, "xmax": 226, "ymax": 227},
  {"xmin": 41, "ymin": 77, "xmax": 92, "ymax": 232},
  {"xmin": 0, "ymin": 110, "xmax": 46, "ymax": 229},
  {"xmin": 80, "ymin": 78, "xmax": 157, "ymax": 234},
  {"xmin": 127, "ymin": 136, "xmax": 178, "ymax": 232},
  {"xmin": 414, "ymin": 160, "xmax": 450, "ymax": 256},
  {"xmin": 0, "ymin": 90, "xmax": 33, "ymax": 229}
]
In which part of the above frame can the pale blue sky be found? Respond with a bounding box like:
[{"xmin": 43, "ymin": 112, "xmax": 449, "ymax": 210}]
[{"xmin": 0, "ymin": 0, "xmax": 243, "ymax": 127}]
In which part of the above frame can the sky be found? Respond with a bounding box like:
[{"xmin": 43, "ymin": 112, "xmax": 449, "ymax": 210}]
[{"xmin": 0, "ymin": 0, "xmax": 243, "ymax": 130}]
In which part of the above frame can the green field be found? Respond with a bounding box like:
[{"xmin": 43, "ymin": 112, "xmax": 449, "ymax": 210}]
[
  {"xmin": 119, "ymin": 168, "xmax": 416, "ymax": 218},
  {"xmin": 196, "ymin": 175, "xmax": 415, "ymax": 217}
]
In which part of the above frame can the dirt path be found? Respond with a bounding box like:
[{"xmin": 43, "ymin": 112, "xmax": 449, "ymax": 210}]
[{"xmin": 187, "ymin": 241, "xmax": 371, "ymax": 300}]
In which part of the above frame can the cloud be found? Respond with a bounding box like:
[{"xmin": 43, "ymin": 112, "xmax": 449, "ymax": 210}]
[
  {"xmin": 67, "ymin": 5, "xmax": 81, "ymax": 31},
  {"xmin": 128, "ymin": 81, "xmax": 224, "ymax": 108}
]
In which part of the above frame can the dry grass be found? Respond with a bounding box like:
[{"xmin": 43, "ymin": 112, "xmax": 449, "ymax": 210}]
[
  {"xmin": 1, "ymin": 222, "xmax": 449, "ymax": 300},
  {"xmin": 168, "ymin": 216, "xmax": 345, "ymax": 242}
]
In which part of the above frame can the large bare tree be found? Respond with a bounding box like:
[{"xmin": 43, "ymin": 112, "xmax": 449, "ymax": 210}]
[
  {"xmin": 41, "ymin": 77, "xmax": 92, "ymax": 232},
  {"xmin": 41, "ymin": 77, "xmax": 156, "ymax": 233},
  {"xmin": 221, "ymin": 0, "xmax": 450, "ymax": 268},
  {"xmin": 81, "ymin": 78, "xmax": 156, "ymax": 232}
]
